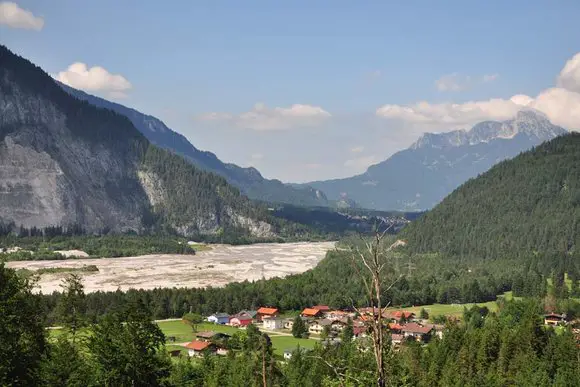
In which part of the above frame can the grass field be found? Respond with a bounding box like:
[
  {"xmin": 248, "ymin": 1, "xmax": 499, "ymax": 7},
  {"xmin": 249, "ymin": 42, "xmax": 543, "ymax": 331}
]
[
  {"xmin": 155, "ymin": 320, "xmax": 319, "ymax": 357},
  {"xmin": 269, "ymin": 335, "xmax": 317, "ymax": 356}
]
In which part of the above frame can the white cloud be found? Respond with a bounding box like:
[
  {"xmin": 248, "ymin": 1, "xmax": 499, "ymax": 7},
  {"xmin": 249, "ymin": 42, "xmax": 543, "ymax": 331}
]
[
  {"xmin": 0, "ymin": 2, "xmax": 44, "ymax": 30},
  {"xmin": 557, "ymin": 53, "xmax": 580, "ymax": 93},
  {"xmin": 54, "ymin": 62, "xmax": 132, "ymax": 98},
  {"xmin": 376, "ymin": 97, "xmax": 525, "ymax": 129},
  {"xmin": 435, "ymin": 73, "xmax": 499, "ymax": 92},
  {"xmin": 350, "ymin": 145, "xmax": 364, "ymax": 153},
  {"xmin": 197, "ymin": 102, "xmax": 331, "ymax": 131},
  {"xmin": 378, "ymin": 51, "xmax": 580, "ymax": 132},
  {"xmin": 530, "ymin": 87, "xmax": 580, "ymax": 130}
]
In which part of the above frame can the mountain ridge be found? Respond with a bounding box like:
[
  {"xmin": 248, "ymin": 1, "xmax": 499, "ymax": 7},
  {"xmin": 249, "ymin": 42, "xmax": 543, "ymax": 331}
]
[
  {"xmin": 0, "ymin": 45, "xmax": 277, "ymax": 237},
  {"xmin": 306, "ymin": 110, "xmax": 567, "ymax": 211},
  {"xmin": 59, "ymin": 84, "xmax": 330, "ymax": 208}
]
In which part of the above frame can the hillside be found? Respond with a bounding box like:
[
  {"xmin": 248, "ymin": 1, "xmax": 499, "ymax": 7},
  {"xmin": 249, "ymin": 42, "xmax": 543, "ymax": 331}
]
[
  {"xmin": 60, "ymin": 84, "xmax": 330, "ymax": 207},
  {"xmin": 0, "ymin": 45, "xmax": 275, "ymax": 237},
  {"xmin": 307, "ymin": 111, "xmax": 567, "ymax": 211},
  {"xmin": 402, "ymin": 133, "xmax": 580, "ymax": 260}
]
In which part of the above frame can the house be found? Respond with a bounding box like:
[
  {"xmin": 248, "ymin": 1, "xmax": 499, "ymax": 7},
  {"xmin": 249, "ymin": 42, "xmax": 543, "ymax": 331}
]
[
  {"xmin": 230, "ymin": 314, "xmax": 253, "ymax": 327},
  {"xmin": 284, "ymin": 318, "xmax": 295, "ymax": 330},
  {"xmin": 301, "ymin": 308, "xmax": 323, "ymax": 318},
  {"xmin": 309, "ymin": 319, "xmax": 332, "ymax": 334},
  {"xmin": 312, "ymin": 305, "xmax": 331, "ymax": 313},
  {"xmin": 196, "ymin": 331, "xmax": 230, "ymax": 342},
  {"xmin": 325, "ymin": 310, "xmax": 351, "ymax": 320},
  {"xmin": 389, "ymin": 311, "xmax": 416, "ymax": 322},
  {"xmin": 207, "ymin": 313, "xmax": 230, "ymax": 325},
  {"xmin": 216, "ymin": 347, "xmax": 229, "ymax": 356},
  {"xmin": 388, "ymin": 323, "xmax": 403, "ymax": 333},
  {"xmin": 237, "ymin": 310, "xmax": 257, "ymax": 320},
  {"xmin": 331, "ymin": 319, "xmax": 348, "ymax": 332},
  {"xmin": 256, "ymin": 307, "xmax": 279, "ymax": 322},
  {"xmin": 544, "ymin": 313, "xmax": 566, "ymax": 326},
  {"xmin": 185, "ymin": 341, "xmax": 215, "ymax": 357},
  {"xmin": 401, "ymin": 323, "xmax": 433, "ymax": 342},
  {"xmin": 263, "ymin": 317, "xmax": 284, "ymax": 330}
]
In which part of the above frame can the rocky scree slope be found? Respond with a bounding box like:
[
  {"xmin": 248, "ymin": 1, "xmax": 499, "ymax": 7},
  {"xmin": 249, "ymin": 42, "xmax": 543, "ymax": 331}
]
[{"xmin": 0, "ymin": 45, "xmax": 274, "ymax": 237}]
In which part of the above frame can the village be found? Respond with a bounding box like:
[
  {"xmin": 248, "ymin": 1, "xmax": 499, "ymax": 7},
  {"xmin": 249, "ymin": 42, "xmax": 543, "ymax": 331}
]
[
  {"xmin": 181, "ymin": 305, "xmax": 445, "ymax": 359},
  {"xmin": 177, "ymin": 306, "xmax": 578, "ymax": 360}
]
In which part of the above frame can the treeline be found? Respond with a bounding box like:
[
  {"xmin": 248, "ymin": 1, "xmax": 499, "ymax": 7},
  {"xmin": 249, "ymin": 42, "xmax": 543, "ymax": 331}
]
[
  {"xmin": 0, "ymin": 233, "xmax": 196, "ymax": 261},
  {"xmin": 37, "ymin": 245, "xmax": 557, "ymax": 325},
  {"xmin": 3, "ymin": 262, "xmax": 579, "ymax": 386},
  {"xmin": 402, "ymin": 133, "xmax": 580, "ymax": 264}
]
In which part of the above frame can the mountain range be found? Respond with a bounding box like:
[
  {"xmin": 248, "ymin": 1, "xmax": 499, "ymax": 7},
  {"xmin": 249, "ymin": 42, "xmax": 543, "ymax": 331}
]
[
  {"xmin": 305, "ymin": 110, "xmax": 568, "ymax": 211},
  {"xmin": 59, "ymin": 84, "xmax": 329, "ymax": 208},
  {"xmin": 0, "ymin": 45, "xmax": 280, "ymax": 237}
]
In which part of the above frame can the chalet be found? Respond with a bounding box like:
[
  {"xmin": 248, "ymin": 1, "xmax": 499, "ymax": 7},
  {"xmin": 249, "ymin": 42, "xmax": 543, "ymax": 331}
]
[
  {"xmin": 401, "ymin": 323, "xmax": 433, "ymax": 342},
  {"xmin": 195, "ymin": 331, "xmax": 230, "ymax": 342},
  {"xmin": 230, "ymin": 314, "xmax": 253, "ymax": 327},
  {"xmin": 389, "ymin": 311, "xmax": 416, "ymax": 322},
  {"xmin": 263, "ymin": 316, "xmax": 284, "ymax": 330},
  {"xmin": 544, "ymin": 313, "xmax": 567, "ymax": 326},
  {"xmin": 388, "ymin": 323, "xmax": 403, "ymax": 333},
  {"xmin": 186, "ymin": 340, "xmax": 215, "ymax": 357},
  {"xmin": 256, "ymin": 307, "xmax": 279, "ymax": 322},
  {"xmin": 301, "ymin": 308, "xmax": 323, "ymax": 318},
  {"xmin": 238, "ymin": 310, "xmax": 257, "ymax": 320},
  {"xmin": 284, "ymin": 318, "xmax": 295, "ymax": 329},
  {"xmin": 325, "ymin": 310, "xmax": 351, "ymax": 320},
  {"xmin": 309, "ymin": 319, "xmax": 332, "ymax": 334},
  {"xmin": 207, "ymin": 313, "xmax": 230, "ymax": 325},
  {"xmin": 312, "ymin": 305, "xmax": 331, "ymax": 313},
  {"xmin": 331, "ymin": 319, "xmax": 348, "ymax": 332}
]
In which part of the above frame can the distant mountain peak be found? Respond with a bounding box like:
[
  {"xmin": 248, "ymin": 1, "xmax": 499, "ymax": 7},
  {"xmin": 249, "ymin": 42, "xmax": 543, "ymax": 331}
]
[{"xmin": 411, "ymin": 109, "xmax": 566, "ymax": 150}]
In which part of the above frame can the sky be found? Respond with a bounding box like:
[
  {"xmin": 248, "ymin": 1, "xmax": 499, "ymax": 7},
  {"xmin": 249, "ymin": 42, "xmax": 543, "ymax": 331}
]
[{"xmin": 2, "ymin": 1, "xmax": 580, "ymax": 182}]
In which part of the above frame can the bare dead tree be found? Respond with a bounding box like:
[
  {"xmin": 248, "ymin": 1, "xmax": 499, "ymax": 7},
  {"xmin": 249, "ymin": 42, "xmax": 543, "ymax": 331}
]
[{"xmin": 348, "ymin": 229, "xmax": 406, "ymax": 387}]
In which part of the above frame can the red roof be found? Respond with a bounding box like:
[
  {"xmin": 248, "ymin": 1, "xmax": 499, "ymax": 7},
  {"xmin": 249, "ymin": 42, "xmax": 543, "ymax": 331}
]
[
  {"xmin": 257, "ymin": 307, "xmax": 279, "ymax": 315},
  {"xmin": 302, "ymin": 308, "xmax": 322, "ymax": 317},
  {"xmin": 388, "ymin": 323, "xmax": 403, "ymax": 331},
  {"xmin": 391, "ymin": 311, "xmax": 415, "ymax": 319},
  {"xmin": 312, "ymin": 305, "xmax": 330, "ymax": 312},
  {"xmin": 401, "ymin": 323, "xmax": 433, "ymax": 334},
  {"xmin": 185, "ymin": 341, "xmax": 211, "ymax": 351}
]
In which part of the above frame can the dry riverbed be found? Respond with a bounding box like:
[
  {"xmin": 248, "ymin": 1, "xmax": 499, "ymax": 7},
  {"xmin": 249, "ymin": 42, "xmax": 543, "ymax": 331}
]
[{"xmin": 6, "ymin": 242, "xmax": 335, "ymax": 294}]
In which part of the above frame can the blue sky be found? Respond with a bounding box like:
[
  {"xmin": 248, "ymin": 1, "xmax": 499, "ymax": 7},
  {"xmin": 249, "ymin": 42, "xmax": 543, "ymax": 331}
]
[{"xmin": 2, "ymin": 0, "xmax": 580, "ymax": 182}]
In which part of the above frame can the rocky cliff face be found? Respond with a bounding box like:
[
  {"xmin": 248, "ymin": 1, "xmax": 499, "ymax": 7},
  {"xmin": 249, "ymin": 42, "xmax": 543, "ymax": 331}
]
[
  {"xmin": 0, "ymin": 45, "xmax": 276, "ymax": 237},
  {"xmin": 0, "ymin": 72, "xmax": 148, "ymax": 232}
]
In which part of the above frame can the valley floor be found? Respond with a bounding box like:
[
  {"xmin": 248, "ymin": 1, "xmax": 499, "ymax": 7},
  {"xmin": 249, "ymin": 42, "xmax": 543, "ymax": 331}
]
[{"xmin": 6, "ymin": 242, "xmax": 335, "ymax": 293}]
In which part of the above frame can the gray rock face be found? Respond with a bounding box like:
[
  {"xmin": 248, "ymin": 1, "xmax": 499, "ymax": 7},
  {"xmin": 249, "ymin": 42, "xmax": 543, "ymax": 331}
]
[{"xmin": 0, "ymin": 76, "xmax": 148, "ymax": 232}]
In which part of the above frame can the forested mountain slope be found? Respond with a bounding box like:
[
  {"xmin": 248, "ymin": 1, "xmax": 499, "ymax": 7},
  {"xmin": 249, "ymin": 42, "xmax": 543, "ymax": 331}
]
[
  {"xmin": 60, "ymin": 84, "xmax": 330, "ymax": 207},
  {"xmin": 402, "ymin": 133, "xmax": 580, "ymax": 260},
  {"xmin": 0, "ymin": 45, "xmax": 276, "ymax": 237}
]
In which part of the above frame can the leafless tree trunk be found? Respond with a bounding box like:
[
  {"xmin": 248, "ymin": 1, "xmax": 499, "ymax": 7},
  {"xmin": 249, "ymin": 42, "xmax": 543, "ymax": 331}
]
[{"xmin": 349, "ymin": 231, "xmax": 406, "ymax": 387}]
